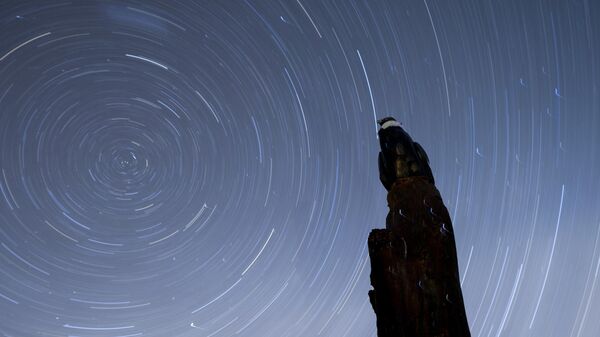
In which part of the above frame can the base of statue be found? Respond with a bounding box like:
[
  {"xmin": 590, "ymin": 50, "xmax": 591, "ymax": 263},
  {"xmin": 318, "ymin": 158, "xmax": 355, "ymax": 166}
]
[{"xmin": 368, "ymin": 176, "xmax": 471, "ymax": 337}]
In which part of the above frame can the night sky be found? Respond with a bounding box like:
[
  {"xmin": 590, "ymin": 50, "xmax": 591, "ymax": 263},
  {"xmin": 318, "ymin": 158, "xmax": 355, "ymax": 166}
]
[{"xmin": 0, "ymin": 1, "xmax": 599, "ymax": 336}]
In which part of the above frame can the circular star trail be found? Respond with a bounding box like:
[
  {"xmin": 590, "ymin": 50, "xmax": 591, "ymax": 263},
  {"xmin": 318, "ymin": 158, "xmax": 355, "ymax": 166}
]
[{"xmin": 0, "ymin": 1, "xmax": 599, "ymax": 336}]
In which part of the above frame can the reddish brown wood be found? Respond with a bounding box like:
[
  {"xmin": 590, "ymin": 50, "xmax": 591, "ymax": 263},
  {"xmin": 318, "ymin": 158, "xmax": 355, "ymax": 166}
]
[{"xmin": 369, "ymin": 176, "xmax": 471, "ymax": 337}]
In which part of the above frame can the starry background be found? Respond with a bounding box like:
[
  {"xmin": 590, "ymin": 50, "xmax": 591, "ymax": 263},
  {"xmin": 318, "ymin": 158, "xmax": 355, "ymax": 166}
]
[{"xmin": 0, "ymin": 1, "xmax": 599, "ymax": 336}]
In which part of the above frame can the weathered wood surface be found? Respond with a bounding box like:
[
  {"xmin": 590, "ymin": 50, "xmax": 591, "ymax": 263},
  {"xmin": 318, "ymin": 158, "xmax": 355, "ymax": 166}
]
[{"xmin": 369, "ymin": 176, "xmax": 471, "ymax": 337}]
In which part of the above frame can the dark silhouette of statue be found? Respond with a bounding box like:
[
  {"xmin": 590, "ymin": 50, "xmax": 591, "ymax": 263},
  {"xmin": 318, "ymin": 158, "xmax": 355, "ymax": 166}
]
[
  {"xmin": 377, "ymin": 117, "xmax": 435, "ymax": 190},
  {"xmin": 369, "ymin": 117, "xmax": 471, "ymax": 337}
]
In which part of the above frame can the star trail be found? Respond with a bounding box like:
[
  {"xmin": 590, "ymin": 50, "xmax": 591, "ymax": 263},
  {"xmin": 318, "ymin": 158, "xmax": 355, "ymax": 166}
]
[{"xmin": 0, "ymin": 1, "xmax": 599, "ymax": 336}]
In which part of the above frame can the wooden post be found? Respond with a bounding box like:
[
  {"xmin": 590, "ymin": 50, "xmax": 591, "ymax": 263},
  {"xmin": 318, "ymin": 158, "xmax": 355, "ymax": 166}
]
[{"xmin": 368, "ymin": 176, "xmax": 471, "ymax": 337}]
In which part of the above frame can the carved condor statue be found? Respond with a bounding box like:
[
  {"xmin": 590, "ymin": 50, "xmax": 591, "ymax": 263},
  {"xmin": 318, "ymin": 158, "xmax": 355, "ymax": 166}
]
[{"xmin": 377, "ymin": 117, "xmax": 435, "ymax": 190}]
